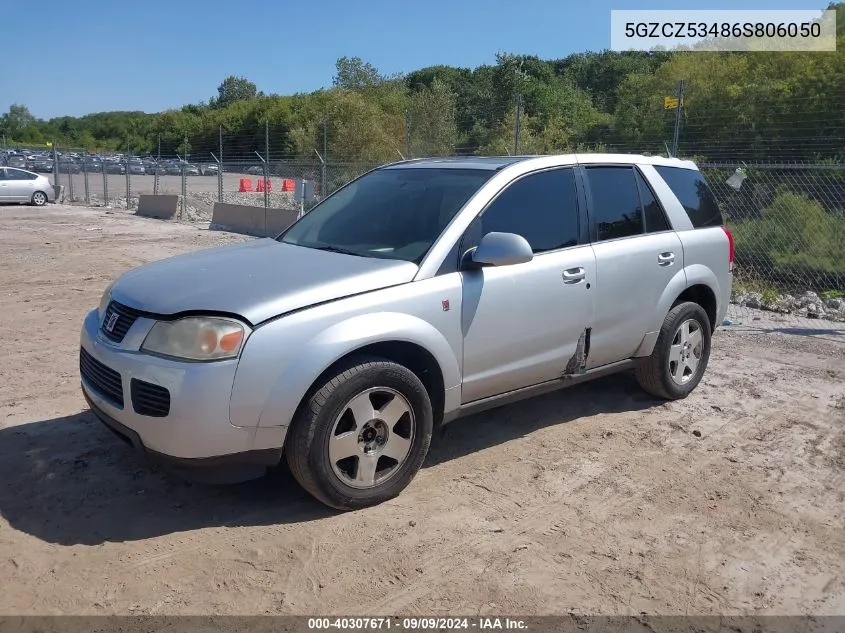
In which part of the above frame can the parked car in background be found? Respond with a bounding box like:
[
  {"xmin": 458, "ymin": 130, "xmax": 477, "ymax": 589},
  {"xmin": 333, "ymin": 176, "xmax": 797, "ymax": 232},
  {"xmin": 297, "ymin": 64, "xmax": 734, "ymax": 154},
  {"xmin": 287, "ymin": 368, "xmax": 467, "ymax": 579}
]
[
  {"xmin": 0, "ymin": 167, "xmax": 56, "ymax": 205},
  {"xmin": 57, "ymin": 158, "xmax": 81, "ymax": 174},
  {"xmin": 164, "ymin": 162, "xmax": 182, "ymax": 176},
  {"xmin": 126, "ymin": 158, "xmax": 146, "ymax": 175},
  {"xmin": 200, "ymin": 163, "xmax": 219, "ymax": 176},
  {"xmin": 105, "ymin": 162, "xmax": 126, "ymax": 175},
  {"xmin": 83, "ymin": 157, "xmax": 104, "ymax": 172},
  {"xmin": 30, "ymin": 157, "xmax": 54, "ymax": 173},
  {"xmin": 144, "ymin": 160, "xmax": 159, "ymax": 174},
  {"xmin": 79, "ymin": 154, "xmax": 733, "ymax": 509},
  {"xmin": 184, "ymin": 163, "xmax": 200, "ymax": 176},
  {"xmin": 6, "ymin": 154, "xmax": 28, "ymax": 169}
]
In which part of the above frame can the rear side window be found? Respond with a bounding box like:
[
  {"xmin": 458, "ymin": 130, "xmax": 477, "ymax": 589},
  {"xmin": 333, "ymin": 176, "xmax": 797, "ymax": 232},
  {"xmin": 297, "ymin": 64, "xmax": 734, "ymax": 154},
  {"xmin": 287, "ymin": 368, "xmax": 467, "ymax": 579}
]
[
  {"xmin": 634, "ymin": 169, "xmax": 670, "ymax": 233},
  {"xmin": 654, "ymin": 166, "xmax": 723, "ymax": 228},
  {"xmin": 584, "ymin": 166, "xmax": 643, "ymax": 241}
]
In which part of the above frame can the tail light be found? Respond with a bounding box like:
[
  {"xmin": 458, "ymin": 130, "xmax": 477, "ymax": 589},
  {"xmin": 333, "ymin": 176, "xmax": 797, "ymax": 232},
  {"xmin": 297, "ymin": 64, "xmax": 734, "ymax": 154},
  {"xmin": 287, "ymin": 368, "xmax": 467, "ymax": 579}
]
[{"xmin": 722, "ymin": 226, "xmax": 734, "ymax": 273}]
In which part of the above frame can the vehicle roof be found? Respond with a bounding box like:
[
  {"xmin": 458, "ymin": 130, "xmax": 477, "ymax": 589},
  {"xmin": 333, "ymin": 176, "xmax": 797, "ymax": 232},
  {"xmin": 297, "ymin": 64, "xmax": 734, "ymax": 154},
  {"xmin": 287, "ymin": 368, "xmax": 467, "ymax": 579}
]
[{"xmin": 381, "ymin": 153, "xmax": 697, "ymax": 171}]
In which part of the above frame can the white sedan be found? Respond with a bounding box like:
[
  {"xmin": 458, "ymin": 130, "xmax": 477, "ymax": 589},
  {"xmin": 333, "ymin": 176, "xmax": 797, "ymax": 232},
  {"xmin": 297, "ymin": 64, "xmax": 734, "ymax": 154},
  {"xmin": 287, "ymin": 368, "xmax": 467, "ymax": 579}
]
[{"xmin": 0, "ymin": 167, "xmax": 57, "ymax": 206}]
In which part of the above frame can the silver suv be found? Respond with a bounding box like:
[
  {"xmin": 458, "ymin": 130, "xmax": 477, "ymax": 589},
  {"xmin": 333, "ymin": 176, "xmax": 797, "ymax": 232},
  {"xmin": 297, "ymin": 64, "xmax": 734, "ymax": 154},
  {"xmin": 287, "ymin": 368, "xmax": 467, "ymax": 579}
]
[{"xmin": 79, "ymin": 154, "xmax": 733, "ymax": 509}]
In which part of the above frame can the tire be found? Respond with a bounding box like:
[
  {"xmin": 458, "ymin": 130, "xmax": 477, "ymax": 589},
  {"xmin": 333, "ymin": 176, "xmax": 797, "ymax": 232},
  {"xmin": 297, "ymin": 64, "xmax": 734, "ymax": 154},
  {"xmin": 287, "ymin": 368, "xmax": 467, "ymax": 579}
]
[
  {"xmin": 286, "ymin": 355, "xmax": 433, "ymax": 510},
  {"xmin": 635, "ymin": 301, "xmax": 712, "ymax": 400},
  {"xmin": 31, "ymin": 191, "xmax": 48, "ymax": 206}
]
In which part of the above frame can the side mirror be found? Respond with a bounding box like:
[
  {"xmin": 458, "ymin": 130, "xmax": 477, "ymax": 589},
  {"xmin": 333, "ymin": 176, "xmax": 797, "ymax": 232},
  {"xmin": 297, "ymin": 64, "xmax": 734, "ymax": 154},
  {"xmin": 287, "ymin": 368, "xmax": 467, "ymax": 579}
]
[{"xmin": 462, "ymin": 232, "xmax": 533, "ymax": 269}]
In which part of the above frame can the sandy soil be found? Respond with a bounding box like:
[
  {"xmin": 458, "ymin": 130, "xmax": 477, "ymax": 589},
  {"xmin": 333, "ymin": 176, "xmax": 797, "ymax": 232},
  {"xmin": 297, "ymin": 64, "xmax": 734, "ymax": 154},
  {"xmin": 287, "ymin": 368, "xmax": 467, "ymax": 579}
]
[{"xmin": 0, "ymin": 204, "xmax": 843, "ymax": 616}]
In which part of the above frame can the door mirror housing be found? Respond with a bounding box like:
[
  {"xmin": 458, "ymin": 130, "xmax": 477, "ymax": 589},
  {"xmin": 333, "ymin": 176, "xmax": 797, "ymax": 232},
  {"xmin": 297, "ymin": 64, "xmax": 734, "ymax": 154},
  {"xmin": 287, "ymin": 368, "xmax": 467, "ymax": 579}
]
[{"xmin": 462, "ymin": 231, "xmax": 534, "ymax": 269}]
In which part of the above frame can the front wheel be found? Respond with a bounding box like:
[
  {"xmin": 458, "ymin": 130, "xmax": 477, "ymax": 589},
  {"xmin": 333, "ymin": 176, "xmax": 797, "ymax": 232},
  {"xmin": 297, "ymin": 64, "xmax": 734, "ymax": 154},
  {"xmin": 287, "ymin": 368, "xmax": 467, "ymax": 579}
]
[
  {"xmin": 285, "ymin": 356, "xmax": 433, "ymax": 510},
  {"xmin": 635, "ymin": 301, "xmax": 712, "ymax": 400},
  {"xmin": 31, "ymin": 191, "xmax": 48, "ymax": 206}
]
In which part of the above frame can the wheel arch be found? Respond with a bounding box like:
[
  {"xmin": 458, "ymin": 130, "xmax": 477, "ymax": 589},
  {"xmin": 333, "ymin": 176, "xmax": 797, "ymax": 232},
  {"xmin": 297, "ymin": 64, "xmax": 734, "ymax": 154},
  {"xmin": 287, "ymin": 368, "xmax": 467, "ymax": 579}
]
[
  {"xmin": 297, "ymin": 340, "xmax": 447, "ymax": 429},
  {"xmin": 246, "ymin": 311, "xmax": 460, "ymax": 433}
]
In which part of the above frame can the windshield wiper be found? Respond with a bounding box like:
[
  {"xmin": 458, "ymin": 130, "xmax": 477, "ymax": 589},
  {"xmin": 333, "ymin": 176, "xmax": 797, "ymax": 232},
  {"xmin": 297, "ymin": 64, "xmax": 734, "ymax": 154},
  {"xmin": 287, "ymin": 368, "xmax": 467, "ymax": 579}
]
[{"xmin": 311, "ymin": 245, "xmax": 366, "ymax": 257}]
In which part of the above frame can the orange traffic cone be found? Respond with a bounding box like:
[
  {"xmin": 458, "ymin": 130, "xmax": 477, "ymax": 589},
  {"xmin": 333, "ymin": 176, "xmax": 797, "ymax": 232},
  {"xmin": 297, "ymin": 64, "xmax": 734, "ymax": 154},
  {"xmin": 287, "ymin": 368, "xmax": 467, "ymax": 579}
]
[
  {"xmin": 282, "ymin": 178, "xmax": 294, "ymax": 192},
  {"xmin": 256, "ymin": 178, "xmax": 265, "ymax": 192},
  {"xmin": 239, "ymin": 178, "xmax": 253, "ymax": 192}
]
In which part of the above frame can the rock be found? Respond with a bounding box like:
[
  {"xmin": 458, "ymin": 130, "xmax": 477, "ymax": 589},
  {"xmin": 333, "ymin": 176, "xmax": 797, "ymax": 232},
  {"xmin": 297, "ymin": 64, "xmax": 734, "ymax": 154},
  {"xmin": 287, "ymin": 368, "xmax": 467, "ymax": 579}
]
[
  {"xmin": 744, "ymin": 292, "xmax": 762, "ymax": 309},
  {"xmin": 692, "ymin": 430, "xmax": 702, "ymax": 438},
  {"xmin": 798, "ymin": 291, "xmax": 821, "ymax": 308},
  {"xmin": 824, "ymin": 297, "xmax": 843, "ymax": 311},
  {"xmin": 775, "ymin": 294, "xmax": 797, "ymax": 313}
]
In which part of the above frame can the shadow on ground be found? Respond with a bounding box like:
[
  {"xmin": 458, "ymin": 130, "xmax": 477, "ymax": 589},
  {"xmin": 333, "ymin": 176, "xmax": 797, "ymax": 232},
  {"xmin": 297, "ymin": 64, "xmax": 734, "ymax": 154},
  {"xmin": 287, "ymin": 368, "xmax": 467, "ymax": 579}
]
[{"xmin": 0, "ymin": 371, "xmax": 658, "ymax": 546}]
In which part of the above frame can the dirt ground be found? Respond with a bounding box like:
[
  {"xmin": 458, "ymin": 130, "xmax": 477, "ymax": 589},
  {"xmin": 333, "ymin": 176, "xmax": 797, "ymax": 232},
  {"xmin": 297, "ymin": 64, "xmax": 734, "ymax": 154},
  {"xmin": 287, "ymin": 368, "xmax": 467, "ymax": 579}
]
[{"xmin": 0, "ymin": 204, "xmax": 843, "ymax": 616}]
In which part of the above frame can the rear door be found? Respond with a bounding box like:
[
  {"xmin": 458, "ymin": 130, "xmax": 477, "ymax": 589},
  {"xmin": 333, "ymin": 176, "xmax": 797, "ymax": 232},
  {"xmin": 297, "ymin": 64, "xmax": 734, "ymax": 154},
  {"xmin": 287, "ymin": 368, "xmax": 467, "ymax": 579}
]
[
  {"xmin": 0, "ymin": 168, "xmax": 8, "ymax": 201},
  {"xmin": 581, "ymin": 164, "xmax": 684, "ymax": 369}
]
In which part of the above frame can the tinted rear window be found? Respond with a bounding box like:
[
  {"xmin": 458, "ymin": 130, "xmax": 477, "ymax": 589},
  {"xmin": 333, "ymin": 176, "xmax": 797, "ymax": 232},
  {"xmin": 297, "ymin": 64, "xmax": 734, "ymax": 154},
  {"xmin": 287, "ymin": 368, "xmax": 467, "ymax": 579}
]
[{"xmin": 654, "ymin": 166, "xmax": 723, "ymax": 228}]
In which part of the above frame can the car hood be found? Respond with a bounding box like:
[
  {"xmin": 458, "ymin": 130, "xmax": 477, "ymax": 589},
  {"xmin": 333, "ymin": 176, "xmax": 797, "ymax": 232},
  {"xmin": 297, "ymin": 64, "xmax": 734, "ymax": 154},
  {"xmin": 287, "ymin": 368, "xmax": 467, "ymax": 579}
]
[{"xmin": 109, "ymin": 238, "xmax": 419, "ymax": 325}]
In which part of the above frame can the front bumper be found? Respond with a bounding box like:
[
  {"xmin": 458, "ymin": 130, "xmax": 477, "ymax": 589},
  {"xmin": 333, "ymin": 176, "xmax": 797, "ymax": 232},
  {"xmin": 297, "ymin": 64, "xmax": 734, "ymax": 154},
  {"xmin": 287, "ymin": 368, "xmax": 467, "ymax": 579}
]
[{"xmin": 79, "ymin": 309, "xmax": 282, "ymax": 480}]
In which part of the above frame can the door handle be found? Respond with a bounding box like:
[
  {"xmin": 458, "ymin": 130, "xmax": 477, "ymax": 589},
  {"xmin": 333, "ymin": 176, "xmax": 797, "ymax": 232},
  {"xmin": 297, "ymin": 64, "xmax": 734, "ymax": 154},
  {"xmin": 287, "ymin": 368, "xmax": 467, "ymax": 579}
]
[
  {"xmin": 657, "ymin": 252, "xmax": 675, "ymax": 266},
  {"xmin": 562, "ymin": 267, "xmax": 586, "ymax": 283}
]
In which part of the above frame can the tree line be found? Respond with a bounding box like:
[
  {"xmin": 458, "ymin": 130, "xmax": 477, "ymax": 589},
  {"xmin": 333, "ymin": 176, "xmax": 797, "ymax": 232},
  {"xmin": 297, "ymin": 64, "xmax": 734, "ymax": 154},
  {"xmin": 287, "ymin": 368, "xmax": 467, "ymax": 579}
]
[{"xmin": 3, "ymin": 3, "xmax": 843, "ymax": 163}]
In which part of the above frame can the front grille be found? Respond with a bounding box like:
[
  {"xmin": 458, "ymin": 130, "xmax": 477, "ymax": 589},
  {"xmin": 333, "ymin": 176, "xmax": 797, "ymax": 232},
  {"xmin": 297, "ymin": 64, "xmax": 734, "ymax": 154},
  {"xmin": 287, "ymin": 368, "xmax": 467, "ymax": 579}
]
[
  {"xmin": 131, "ymin": 378, "xmax": 171, "ymax": 417},
  {"xmin": 80, "ymin": 348, "xmax": 124, "ymax": 407},
  {"xmin": 101, "ymin": 300, "xmax": 146, "ymax": 343}
]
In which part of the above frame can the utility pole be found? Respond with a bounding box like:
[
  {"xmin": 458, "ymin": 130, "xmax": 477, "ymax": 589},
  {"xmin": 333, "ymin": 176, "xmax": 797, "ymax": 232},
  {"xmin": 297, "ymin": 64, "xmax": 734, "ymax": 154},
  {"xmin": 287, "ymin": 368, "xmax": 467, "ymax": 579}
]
[
  {"xmin": 671, "ymin": 80, "xmax": 685, "ymax": 158},
  {"xmin": 404, "ymin": 111, "xmax": 411, "ymax": 158},
  {"xmin": 513, "ymin": 94, "xmax": 522, "ymax": 156},
  {"xmin": 322, "ymin": 118, "xmax": 328, "ymax": 198}
]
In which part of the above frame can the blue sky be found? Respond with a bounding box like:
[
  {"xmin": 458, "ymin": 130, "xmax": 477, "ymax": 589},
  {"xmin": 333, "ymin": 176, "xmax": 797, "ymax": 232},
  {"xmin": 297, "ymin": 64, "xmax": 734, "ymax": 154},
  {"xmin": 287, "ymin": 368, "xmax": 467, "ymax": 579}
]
[{"xmin": 0, "ymin": 0, "xmax": 830, "ymax": 119}]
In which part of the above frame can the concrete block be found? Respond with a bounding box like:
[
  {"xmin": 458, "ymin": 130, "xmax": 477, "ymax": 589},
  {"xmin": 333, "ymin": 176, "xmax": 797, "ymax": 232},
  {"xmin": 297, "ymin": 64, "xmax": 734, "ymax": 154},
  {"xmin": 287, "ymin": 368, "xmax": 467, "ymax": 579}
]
[
  {"xmin": 211, "ymin": 202, "xmax": 298, "ymax": 237},
  {"xmin": 137, "ymin": 194, "xmax": 179, "ymax": 219}
]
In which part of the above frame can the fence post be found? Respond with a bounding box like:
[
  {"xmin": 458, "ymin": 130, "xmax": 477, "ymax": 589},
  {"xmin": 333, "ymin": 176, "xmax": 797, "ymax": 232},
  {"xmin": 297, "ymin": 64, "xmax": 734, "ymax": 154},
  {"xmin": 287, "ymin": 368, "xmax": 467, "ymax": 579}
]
[
  {"xmin": 263, "ymin": 122, "xmax": 270, "ymax": 236},
  {"xmin": 154, "ymin": 134, "xmax": 161, "ymax": 195},
  {"xmin": 218, "ymin": 125, "xmax": 223, "ymax": 203},
  {"xmin": 125, "ymin": 137, "xmax": 131, "ymax": 209},
  {"xmin": 52, "ymin": 141, "xmax": 59, "ymax": 195},
  {"xmin": 67, "ymin": 160, "xmax": 74, "ymax": 201},
  {"xmin": 404, "ymin": 111, "xmax": 411, "ymax": 158},
  {"xmin": 671, "ymin": 80, "xmax": 685, "ymax": 158},
  {"xmin": 322, "ymin": 118, "xmax": 328, "ymax": 199},
  {"xmin": 102, "ymin": 161, "xmax": 109, "ymax": 205},
  {"xmin": 181, "ymin": 136, "xmax": 187, "ymax": 219},
  {"xmin": 513, "ymin": 94, "xmax": 522, "ymax": 155},
  {"xmin": 83, "ymin": 149, "xmax": 90, "ymax": 204}
]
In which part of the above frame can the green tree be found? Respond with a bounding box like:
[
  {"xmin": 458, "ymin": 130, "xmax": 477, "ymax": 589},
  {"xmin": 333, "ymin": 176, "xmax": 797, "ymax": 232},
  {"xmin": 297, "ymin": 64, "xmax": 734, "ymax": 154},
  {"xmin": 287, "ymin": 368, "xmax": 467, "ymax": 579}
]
[
  {"xmin": 407, "ymin": 79, "xmax": 458, "ymax": 157},
  {"xmin": 213, "ymin": 76, "xmax": 258, "ymax": 108},
  {"xmin": 1, "ymin": 104, "xmax": 36, "ymax": 137},
  {"xmin": 333, "ymin": 57, "xmax": 384, "ymax": 90}
]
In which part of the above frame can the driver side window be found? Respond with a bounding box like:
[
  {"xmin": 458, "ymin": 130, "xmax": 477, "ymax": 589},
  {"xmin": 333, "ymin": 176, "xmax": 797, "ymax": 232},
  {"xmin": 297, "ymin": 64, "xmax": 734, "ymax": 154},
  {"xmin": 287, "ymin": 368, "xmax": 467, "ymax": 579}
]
[{"xmin": 467, "ymin": 167, "xmax": 580, "ymax": 255}]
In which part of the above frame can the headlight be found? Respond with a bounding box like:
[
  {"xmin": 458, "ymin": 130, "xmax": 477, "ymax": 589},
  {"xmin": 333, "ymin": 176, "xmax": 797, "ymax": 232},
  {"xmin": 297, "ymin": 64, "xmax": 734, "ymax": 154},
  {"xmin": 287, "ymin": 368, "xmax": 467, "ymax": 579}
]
[
  {"xmin": 141, "ymin": 316, "xmax": 250, "ymax": 361},
  {"xmin": 98, "ymin": 284, "xmax": 113, "ymax": 320}
]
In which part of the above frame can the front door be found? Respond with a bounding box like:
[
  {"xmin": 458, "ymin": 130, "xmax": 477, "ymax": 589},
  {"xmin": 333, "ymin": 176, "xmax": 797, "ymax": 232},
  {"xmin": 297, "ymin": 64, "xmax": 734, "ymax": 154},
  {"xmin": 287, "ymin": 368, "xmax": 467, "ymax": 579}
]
[{"xmin": 460, "ymin": 167, "xmax": 595, "ymax": 403}]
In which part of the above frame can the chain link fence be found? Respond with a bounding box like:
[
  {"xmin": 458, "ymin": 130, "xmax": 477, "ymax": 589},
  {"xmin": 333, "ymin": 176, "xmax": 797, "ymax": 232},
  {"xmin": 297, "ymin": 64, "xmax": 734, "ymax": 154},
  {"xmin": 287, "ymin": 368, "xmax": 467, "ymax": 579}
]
[
  {"xmin": 3, "ymin": 109, "xmax": 843, "ymax": 326},
  {"xmin": 701, "ymin": 163, "xmax": 845, "ymax": 324}
]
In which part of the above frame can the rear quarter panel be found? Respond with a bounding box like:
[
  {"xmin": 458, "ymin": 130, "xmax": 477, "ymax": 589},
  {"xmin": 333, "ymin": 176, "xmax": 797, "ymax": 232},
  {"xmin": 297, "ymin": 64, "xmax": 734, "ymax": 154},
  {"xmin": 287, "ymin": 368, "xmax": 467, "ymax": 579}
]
[{"xmin": 676, "ymin": 227, "xmax": 732, "ymax": 325}]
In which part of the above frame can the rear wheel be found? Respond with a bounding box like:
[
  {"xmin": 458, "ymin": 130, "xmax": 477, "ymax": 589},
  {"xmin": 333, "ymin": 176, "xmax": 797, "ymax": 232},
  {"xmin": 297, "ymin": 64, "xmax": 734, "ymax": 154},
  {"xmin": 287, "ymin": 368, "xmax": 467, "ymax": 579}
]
[
  {"xmin": 635, "ymin": 301, "xmax": 712, "ymax": 400},
  {"xmin": 286, "ymin": 356, "xmax": 433, "ymax": 510},
  {"xmin": 31, "ymin": 191, "xmax": 47, "ymax": 206}
]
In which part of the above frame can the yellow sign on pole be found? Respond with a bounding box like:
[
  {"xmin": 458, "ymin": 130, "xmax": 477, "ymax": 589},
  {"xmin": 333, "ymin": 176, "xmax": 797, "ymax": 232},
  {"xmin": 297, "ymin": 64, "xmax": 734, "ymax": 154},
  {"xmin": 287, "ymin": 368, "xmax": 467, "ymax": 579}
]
[
  {"xmin": 46, "ymin": 141, "xmax": 53, "ymax": 147},
  {"xmin": 663, "ymin": 96, "xmax": 679, "ymax": 109}
]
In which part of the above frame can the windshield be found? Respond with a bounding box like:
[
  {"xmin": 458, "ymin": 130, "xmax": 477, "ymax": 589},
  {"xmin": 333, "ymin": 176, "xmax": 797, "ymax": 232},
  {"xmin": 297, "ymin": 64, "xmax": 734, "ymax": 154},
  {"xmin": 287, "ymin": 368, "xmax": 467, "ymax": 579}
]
[{"xmin": 278, "ymin": 167, "xmax": 493, "ymax": 263}]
